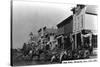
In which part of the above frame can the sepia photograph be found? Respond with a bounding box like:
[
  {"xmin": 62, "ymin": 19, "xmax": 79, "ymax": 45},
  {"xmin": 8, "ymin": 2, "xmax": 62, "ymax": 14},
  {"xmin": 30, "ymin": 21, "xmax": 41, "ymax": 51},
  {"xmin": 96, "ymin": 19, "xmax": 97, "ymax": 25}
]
[{"xmin": 11, "ymin": 0, "xmax": 98, "ymax": 66}]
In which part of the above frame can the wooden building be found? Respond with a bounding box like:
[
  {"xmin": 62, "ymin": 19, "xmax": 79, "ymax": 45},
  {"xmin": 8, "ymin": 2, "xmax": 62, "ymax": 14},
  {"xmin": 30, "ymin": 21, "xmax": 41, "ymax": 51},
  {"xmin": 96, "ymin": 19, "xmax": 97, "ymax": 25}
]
[{"xmin": 56, "ymin": 15, "xmax": 73, "ymax": 49}]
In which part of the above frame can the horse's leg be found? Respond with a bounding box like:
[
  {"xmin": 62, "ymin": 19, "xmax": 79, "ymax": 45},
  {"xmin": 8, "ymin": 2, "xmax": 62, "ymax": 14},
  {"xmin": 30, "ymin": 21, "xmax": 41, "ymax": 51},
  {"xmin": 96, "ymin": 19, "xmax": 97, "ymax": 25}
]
[
  {"xmin": 30, "ymin": 53, "xmax": 34, "ymax": 61},
  {"xmin": 36, "ymin": 50, "xmax": 40, "ymax": 61},
  {"xmin": 50, "ymin": 56, "xmax": 55, "ymax": 63},
  {"xmin": 37, "ymin": 54, "xmax": 40, "ymax": 61},
  {"xmin": 59, "ymin": 54, "xmax": 62, "ymax": 63}
]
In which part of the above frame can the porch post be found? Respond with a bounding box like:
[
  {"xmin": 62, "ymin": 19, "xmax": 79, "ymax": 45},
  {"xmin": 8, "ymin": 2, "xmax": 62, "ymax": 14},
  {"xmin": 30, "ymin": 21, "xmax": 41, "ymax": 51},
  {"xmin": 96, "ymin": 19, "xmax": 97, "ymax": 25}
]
[{"xmin": 75, "ymin": 33, "xmax": 77, "ymax": 49}]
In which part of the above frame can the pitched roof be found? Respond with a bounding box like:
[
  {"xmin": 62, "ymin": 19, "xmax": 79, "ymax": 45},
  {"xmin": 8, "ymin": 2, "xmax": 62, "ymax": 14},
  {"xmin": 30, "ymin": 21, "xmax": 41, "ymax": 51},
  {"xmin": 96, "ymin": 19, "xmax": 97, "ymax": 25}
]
[
  {"xmin": 86, "ymin": 5, "xmax": 98, "ymax": 15},
  {"xmin": 57, "ymin": 15, "xmax": 73, "ymax": 28}
]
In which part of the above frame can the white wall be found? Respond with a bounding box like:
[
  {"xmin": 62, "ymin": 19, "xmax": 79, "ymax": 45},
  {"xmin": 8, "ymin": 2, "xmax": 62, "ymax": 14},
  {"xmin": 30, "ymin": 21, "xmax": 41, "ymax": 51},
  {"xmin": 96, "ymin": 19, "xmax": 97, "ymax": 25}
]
[{"xmin": 85, "ymin": 14, "xmax": 98, "ymax": 33}]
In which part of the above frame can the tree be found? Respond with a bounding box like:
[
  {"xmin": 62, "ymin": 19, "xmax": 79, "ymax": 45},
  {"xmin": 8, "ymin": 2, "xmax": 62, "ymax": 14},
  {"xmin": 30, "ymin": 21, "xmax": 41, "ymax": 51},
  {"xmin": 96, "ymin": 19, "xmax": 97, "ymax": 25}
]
[{"xmin": 29, "ymin": 32, "xmax": 33, "ymax": 41}]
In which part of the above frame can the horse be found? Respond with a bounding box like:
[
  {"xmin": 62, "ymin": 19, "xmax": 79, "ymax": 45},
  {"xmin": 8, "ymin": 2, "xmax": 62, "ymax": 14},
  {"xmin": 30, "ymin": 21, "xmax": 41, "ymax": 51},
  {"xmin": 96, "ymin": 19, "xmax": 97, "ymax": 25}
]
[{"xmin": 59, "ymin": 50, "xmax": 68, "ymax": 62}]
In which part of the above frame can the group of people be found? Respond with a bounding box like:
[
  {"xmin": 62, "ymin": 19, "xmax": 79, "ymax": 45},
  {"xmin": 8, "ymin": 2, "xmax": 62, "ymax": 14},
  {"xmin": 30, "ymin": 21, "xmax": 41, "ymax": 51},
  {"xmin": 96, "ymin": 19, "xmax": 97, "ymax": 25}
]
[{"xmin": 20, "ymin": 31, "xmax": 93, "ymax": 63}]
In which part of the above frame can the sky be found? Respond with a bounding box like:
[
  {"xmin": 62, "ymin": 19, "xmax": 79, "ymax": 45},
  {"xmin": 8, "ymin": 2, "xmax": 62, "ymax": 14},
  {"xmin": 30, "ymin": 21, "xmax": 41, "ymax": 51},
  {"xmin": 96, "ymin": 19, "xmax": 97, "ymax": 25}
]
[{"xmin": 12, "ymin": 1, "xmax": 76, "ymax": 48}]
